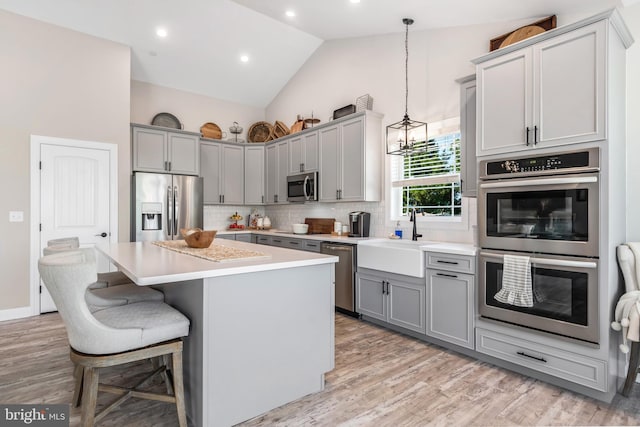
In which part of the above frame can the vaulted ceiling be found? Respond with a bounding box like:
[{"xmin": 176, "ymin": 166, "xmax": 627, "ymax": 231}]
[{"xmin": 0, "ymin": 0, "xmax": 630, "ymax": 107}]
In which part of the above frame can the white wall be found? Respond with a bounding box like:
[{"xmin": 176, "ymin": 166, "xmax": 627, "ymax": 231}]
[
  {"xmin": 131, "ymin": 81, "xmax": 264, "ymax": 142},
  {"xmin": 0, "ymin": 10, "xmax": 131, "ymax": 311}
]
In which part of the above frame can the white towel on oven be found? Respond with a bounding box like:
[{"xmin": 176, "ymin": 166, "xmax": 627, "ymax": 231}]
[{"xmin": 494, "ymin": 254, "xmax": 533, "ymax": 307}]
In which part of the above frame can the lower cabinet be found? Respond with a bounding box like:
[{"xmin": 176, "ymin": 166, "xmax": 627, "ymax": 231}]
[
  {"xmin": 425, "ymin": 251, "xmax": 476, "ymax": 349},
  {"xmin": 217, "ymin": 233, "xmax": 252, "ymax": 242},
  {"xmin": 356, "ymin": 269, "xmax": 426, "ymax": 334}
]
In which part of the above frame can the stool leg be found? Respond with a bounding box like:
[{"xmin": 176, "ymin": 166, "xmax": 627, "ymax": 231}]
[
  {"xmin": 81, "ymin": 367, "xmax": 99, "ymax": 427},
  {"xmin": 623, "ymin": 341, "xmax": 640, "ymax": 397},
  {"xmin": 72, "ymin": 364, "xmax": 84, "ymax": 407},
  {"xmin": 172, "ymin": 350, "xmax": 187, "ymax": 427}
]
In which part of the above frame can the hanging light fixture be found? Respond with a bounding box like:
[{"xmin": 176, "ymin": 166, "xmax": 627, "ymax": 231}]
[{"xmin": 386, "ymin": 18, "xmax": 428, "ymax": 156}]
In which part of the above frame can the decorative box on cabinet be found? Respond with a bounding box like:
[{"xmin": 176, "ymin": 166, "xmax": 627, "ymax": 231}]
[
  {"xmin": 200, "ymin": 141, "xmax": 244, "ymax": 205},
  {"xmin": 356, "ymin": 268, "xmax": 426, "ymax": 334},
  {"xmin": 318, "ymin": 111, "xmax": 383, "ymax": 202},
  {"xmin": 457, "ymin": 75, "xmax": 477, "ymax": 197},
  {"xmin": 425, "ymin": 252, "xmax": 475, "ymax": 349},
  {"xmin": 132, "ymin": 124, "xmax": 200, "ymax": 175},
  {"xmin": 473, "ymin": 14, "xmax": 632, "ymax": 157}
]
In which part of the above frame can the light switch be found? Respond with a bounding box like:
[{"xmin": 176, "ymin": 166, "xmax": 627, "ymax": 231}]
[{"xmin": 9, "ymin": 211, "xmax": 24, "ymax": 222}]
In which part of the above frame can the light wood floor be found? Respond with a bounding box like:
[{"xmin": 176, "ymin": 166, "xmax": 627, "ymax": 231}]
[{"xmin": 2, "ymin": 313, "xmax": 640, "ymax": 426}]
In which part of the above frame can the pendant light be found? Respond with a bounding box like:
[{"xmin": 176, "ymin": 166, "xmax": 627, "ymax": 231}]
[{"xmin": 386, "ymin": 18, "xmax": 428, "ymax": 156}]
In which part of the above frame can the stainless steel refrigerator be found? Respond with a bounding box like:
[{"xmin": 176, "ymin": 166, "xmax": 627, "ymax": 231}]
[{"xmin": 132, "ymin": 172, "xmax": 203, "ymax": 242}]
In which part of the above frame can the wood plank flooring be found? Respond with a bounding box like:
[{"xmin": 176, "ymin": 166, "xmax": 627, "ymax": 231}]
[{"xmin": 2, "ymin": 312, "xmax": 640, "ymax": 426}]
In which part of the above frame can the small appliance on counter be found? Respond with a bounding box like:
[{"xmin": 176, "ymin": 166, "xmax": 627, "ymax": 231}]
[{"xmin": 348, "ymin": 211, "xmax": 370, "ymax": 237}]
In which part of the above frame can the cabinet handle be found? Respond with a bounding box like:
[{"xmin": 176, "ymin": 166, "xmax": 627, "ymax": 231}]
[
  {"xmin": 525, "ymin": 127, "xmax": 530, "ymax": 146},
  {"xmin": 164, "ymin": 161, "xmax": 168, "ymax": 171},
  {"xmin": 219, "ymin": 195, "xmax": 222, "ymax": 203},
  {"xmin": 517, "ymin": 351, "xmax": 547, "ymax": 363},
  {"xmin": 168, "ymin": 161, "xmax": 172, "ymax": 171},
  {"xmin": 262, "ymin": 195, "xmax": 264, "ymax": 204},
  {"xmin": 534, "ymin": 125, "xmax": 538, "ymax": 145},
  {"xmin": 300, "ymin": 163, "xmax": 304, "ymax": 173},
  {"xmin": 436, "ymin": 272, "xmax": 458, "ymax": 279},
  {"xmin": 436, "ymin": 260, "xmax": 459, "ymax": 265},
  {"xmin": 222, "ymin": 194, "xmax": 225, "ymax": 203},
  {"xmin": 275, "ymin": 194, "xmax": 278, "ymax": 203},
  {"xmin": 381, "ymin": 280, "xmax": 385, "ymax": 295}
]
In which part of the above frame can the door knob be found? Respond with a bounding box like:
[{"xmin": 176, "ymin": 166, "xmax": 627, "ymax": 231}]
[{"xmin": 95, "ymin": 232, "xmax": 108, "ymax": 238}]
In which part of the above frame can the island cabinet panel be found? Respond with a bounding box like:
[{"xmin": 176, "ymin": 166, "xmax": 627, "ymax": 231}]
[
  {"xmin": 132, "ymin": 125, "xmax": 200, "ymax": 175},
  {"xmin": 356, "ymin": 269, "xmax": 426, "ymax": 334},
  {"xmin": 476, "ymin": 20, "xmax": 606, "ymax": 157}
]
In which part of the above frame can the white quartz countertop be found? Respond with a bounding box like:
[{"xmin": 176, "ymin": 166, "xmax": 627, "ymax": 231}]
[
  {"xmin": 96, "ymin": 240, "xmax": 338, "ymax": 286},
  {"xmin": 218, "ymin": 229, "xmax": 478, "ymax": 254}
]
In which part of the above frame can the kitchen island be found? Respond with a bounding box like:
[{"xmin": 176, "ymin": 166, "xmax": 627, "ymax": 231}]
[{"xmin": 97, "ymin": 240, "xmax": 338, "ymax": 427}]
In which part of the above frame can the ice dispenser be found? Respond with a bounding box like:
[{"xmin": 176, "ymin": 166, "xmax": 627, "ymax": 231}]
[{"xmin": 141, "ymin": 203, "xmax": 162, "ymax": 231}]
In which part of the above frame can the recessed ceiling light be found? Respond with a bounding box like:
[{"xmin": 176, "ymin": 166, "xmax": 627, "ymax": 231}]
[
  {"xmin": 350, "ymin": 0, "xmax": 361, "ymax": 3},
  {"xmin": 285, "ymin": 10, "xmax": 296, "ymax": 18},
  {"xmin": 156, "ymin": 27, "xmax": 168, "ymax": 38},
  {"xmin": 240, "ymin": 55, "xmax": 249, "ymax": 63}
]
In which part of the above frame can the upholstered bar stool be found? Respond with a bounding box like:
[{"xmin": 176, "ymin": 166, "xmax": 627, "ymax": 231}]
[
  {"xmin": 43, "ymin": 246, "xmax": 164, "ymax": 312},
  {"xmin": 46, "ymin": 237, "xmax": 131, "ymax": 288},
  {"xmin": 38, "ymin": 250, "xmax": 189, "ymax": 426}
]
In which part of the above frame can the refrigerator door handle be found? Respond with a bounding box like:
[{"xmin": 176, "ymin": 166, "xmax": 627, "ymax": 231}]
[
  {"xmin": 173, "ymin": 185, "xmax": 179, "ymax": 237},
  {"xmin": 167, "ymin": 186, "xmax": 173, "ymax": 237}
]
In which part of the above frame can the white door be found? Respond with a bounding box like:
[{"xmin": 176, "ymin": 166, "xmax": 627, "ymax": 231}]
[{"xmin": 39, "ymin": 144, "xmax": 112, "ymax": 313}]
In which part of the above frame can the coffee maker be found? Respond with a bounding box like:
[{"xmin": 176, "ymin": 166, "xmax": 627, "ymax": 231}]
[{"xmin": 348, "ymin": 211, "xmax": 370, "ymax": 237}]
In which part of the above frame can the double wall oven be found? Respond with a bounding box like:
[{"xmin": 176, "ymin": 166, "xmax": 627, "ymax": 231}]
[{"xmin": 478, "ymin": 148, "xmax": 600, "ymax": 343}]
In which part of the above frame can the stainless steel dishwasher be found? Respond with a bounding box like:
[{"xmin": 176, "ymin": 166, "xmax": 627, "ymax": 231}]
[{"xmin": 320, "ymin": 242, "xmax": 357, "ymax": 314}]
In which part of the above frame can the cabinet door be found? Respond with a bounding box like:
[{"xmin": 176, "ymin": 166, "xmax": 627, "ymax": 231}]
[
  {"xmin": 318, "ymin": 125, "xmax": 340, "ymax": 202},
  {"xmin": 534, "ymin": 21, "xmax": 606, "ymax": 147},
  {"xmin": 132, "ymin": 127, "xmax": 167, "ymax": 173},
  {"xmin": 460, "ymin": 79, "xmax": 477, "ymax": 197},
  {"xmin": 388, "ymin": 279, "xmax": 426, "ymax": 334},
  {"xmin": 339, "ymin": 117, "xmax": 365, "ymax": 201},
  {"xmin": 244, "ymin": 146, "xmax": 264, "ymax": 205},
  {"xmin": 288, "ymin": 135, "xmax": 303, "ymax": 174},
  {"xmin": 302, "ymin": 131, "xmax": 319, "ymax": 171},
  {"xmin": 265, "ymin": 144, "xmax": 278, "ymax": 204},
  {"xmin": 356, "ymin": 273, "xmax": 386, "ymax": 321},
  {"xmin": 200, "ymin": 142, "xmax": 221, "ymax": 205},
  {"xmin": 221, "ymin": 145, "xmax": 244, "ymax": 205},
  {"xmin": 277, "ymin": 141, "xmax": 289, "ymax": 204},
  {"xmin": 426, "ymin": 270, "xmax": 474, "ymax": 349},
  {"xmin": 477, "ymin": 49, "xmax": 533, "ymax": 156},
  {"xmin": 168, "ymin": 133, "xmax": 199, "ymax": 175},
  {"xmin": 235, "ymin": 234, "xmax": 252, "ymax": 243}
]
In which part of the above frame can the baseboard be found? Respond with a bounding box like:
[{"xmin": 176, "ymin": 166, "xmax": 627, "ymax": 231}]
[{"xmin": 0, "ymin": 306, "xmax": 35, "ymax": 322}]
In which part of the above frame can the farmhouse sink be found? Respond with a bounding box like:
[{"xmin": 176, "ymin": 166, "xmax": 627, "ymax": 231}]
[{"xmin": 357, "ymin": 239, "xmax": 431, "ymax": 278}]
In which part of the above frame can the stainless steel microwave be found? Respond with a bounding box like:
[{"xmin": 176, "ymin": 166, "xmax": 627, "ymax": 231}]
[{"xmin": 287, "ymin": 171, "xmax": 318, "ymax": 202}]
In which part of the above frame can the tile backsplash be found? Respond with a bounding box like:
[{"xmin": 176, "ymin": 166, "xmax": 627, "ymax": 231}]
[{"xmin": 204, "ymin": 205, "xmax": 266, "ymax": 229}]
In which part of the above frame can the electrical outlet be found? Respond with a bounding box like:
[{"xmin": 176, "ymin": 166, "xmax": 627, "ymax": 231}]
[{"xmin": 9, "ymin": 211, "xmax": 24, "ymax": 222}]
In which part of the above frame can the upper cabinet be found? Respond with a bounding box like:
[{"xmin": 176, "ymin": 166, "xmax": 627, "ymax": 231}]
[
  {"xmin": 244, "ymin": 145, "xmax": 265, "ymax": 205},
  {"xmin": 265, "ymin": 140, "xmax": 289, "ymax": 205},
  {"xmin": 458, "ymin": 75, "xmax": 477, "ymax": 197},
  {"xmin": 474, "ymin": 15, "xmax": 629, "ymax": 157},
  {"xmin": 288, "ymin": 131, "xmax": 318, "ymax": 174},
  {"xmin": 132, "ymin": 125, "xmax": 200, "ymax": 175},
  {"xmin": 318, "ymin": 111, "xmax": 383, "ymax": 202},
  {"xmin": 200, "ymin": 140, "xmax": 244, "ymax": 205}
]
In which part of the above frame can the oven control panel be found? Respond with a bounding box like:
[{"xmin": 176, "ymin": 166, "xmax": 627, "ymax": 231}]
[{"xmin": 481, "ymin": 148, "xmax": 599, "ymax": 179}]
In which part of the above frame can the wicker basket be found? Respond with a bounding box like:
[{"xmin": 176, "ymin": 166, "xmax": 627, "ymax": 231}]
[
  {"xmin": 247, "ymin": 121, "xmax": 273, "ymax": 143},
  {"xmin": 356, "ymin": 94, "xmax": 374, "ymax": 111},
  {"xmin": 272, "ymin": 121, "xmax": 290, "ymax": 139}
]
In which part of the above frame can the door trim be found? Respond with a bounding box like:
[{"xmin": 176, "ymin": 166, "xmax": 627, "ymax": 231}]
[{"xmin": 29, "ymin": 135, "xmax": 118, "ymax": 316}]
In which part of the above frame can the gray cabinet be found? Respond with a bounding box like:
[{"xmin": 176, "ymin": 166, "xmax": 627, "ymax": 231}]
[
  {"xmin": 475, "ymin": 20, "xmax": 607, "ymax": 156},
  {"xmin": 217, "ymin": 233, "xmax": 252, "ymax": 242},
  {"xmin": 425, "ymin": 252, "xmax": 475, "ymax": 349},
  {"xmin": 132, "ymin": 125, "xmax": 200, "ymax": 175},
  {"xmin": 265, "ymin": 140, "xmax": 289, "ymax": 204},
  {"xmin": 244, "ymin": 145, "xmax": 265, "ymax": 205},
  {"xmin": 356, "ymin": 269, "xmax": 426, "ymax": 334},
  {"xmin": 289, "ymin": 131, "xmax": 318, "ymax": 173},
  {"xmin": 200, "ymin": 141, "xmax": 244, "ymax": 205},
  {"xmin": 318, "ymin": 111, "xmax": 382, "ymax": 202},
  {"xmin": 458, "ymin": 75, "xmax": 477, "ymax": 197}
]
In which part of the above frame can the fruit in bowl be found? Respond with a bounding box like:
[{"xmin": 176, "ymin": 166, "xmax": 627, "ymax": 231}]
[
  {"xmin": 180, "ymin": 228, "xmax": 217, "ymax": 248},
  {"xmin": 228, "ymin": 223, "xmax": 245, "ymax": 230}
]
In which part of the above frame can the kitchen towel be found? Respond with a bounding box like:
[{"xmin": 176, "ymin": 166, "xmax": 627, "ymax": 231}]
[{"xmin": 494, "ymin": 254, "xmax": 533, "ymax": 307}]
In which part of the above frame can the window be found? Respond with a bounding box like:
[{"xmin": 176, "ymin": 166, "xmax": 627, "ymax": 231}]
[{"xmin": 391, "ymin": 128, "xmax": 461, "ymax": 219}]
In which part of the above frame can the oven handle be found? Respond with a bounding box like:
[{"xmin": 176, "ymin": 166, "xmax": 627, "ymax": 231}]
[
  {"xmin": 480, "ymin": 176, "xmax": 597, "ymax": 189},
  {"xmin": 481, "ymin": 252, "xmax": 597, "ymax": 269}
]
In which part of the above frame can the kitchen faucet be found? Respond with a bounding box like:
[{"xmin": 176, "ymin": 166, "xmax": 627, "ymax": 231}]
[{"xmin": 409, "ymin": 208, "xmax": 422, "ymax": 241}]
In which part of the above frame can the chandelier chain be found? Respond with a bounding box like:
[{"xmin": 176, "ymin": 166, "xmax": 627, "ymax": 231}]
[{"xmin": 404, "ymin": 21, "xmax": 409, "ymax": 117}]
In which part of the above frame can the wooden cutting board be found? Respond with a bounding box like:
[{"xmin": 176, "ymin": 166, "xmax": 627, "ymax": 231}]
[{"xmin": 304, "ymin": 218, "xmax": 336, "ymax": 234}]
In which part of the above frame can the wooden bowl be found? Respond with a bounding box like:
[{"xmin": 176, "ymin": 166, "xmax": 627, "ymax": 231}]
[{"xmin": 180, "ymin": 228, "xmax": 217, "ymax": 248}]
